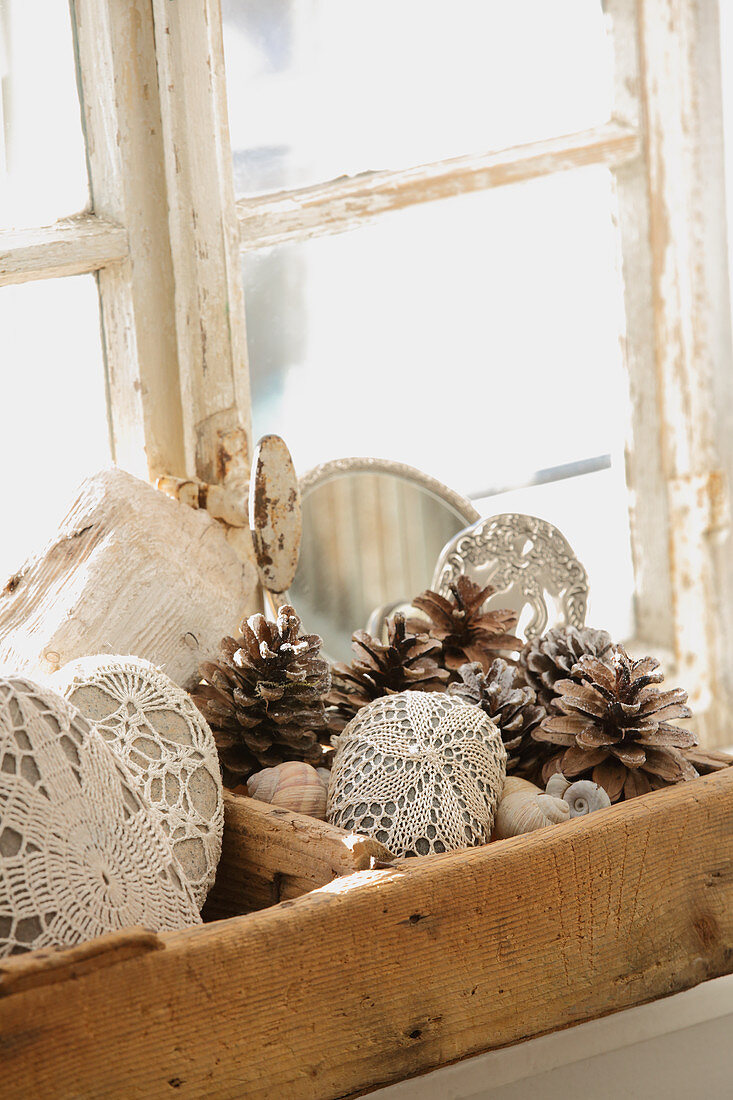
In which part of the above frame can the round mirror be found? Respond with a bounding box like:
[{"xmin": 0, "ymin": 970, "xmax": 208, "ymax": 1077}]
[{"xmin": 290, "ymin": 458, "xmax": 479, "ymax": 663}]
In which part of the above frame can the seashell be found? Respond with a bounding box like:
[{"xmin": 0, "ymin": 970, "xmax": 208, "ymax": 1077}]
[
  {"xmin": 544, "ymin": 773, "xmax": 571, "ymax": 799},
  {"xmin": 562, "ymin": 779, "xmax": 611, "ymax": 817},
  {"xmin": 493, "ymin": 776, "xmax": 570, "ymax": 839},
  {"xmin": 248, "ymin": 761, "xmax": 328, "ymax": 820},
  {"xmin": 327, "ymin": 691, "xmax": 506, "ymax": 857}
]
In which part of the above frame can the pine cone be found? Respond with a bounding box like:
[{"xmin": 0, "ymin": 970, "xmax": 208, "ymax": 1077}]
[
  {"xmin": 533, "ymin": 645, "xmax": 698, "ymax": 801},
  {"xmin": 408, "ymin": 575, "xmax": 521, "ymax": 675},
  {"xmin": 327, "ymin": 613, "xmax": 449, "ymax": 733},
  {"xmin": 682, "ymin": 746, "xmax": 733, "ymax": 774},
  {"xmin": 448, "ymin": 660, "xmax": 547, "ymax": 779},
  {"xmin": 520, "ymin": 626, "xmax": 612, "ymax": 709},
  {"xmin": 193, "ymin": 605, "xmax": 332, "ymax": 786}
]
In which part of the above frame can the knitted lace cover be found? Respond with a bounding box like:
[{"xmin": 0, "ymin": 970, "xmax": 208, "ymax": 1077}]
[
  {"xmin": 327, "ymin": 691, "xmax": 506, "ymax": 857},
  {"xmin": 53, "ymin": 655, "xmax": 223, "ymax": 908},
  {"xmin": 0, "ymin": 675, "xmax": 200, "ymax": 957}
]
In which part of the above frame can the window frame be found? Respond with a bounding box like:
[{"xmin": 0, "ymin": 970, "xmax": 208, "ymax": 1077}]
[{"xmin": 1, "ymin": 0, "xmax": 731, "ymax": 742}]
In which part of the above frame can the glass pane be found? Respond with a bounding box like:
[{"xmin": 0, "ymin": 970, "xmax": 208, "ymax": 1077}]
[
  {"xmin": 0, "ymin": 276, "xmax": 110, "ymax": 581},
  {"xmin": 0, "ymin": 1, "xmax": 90, "ymax": 229},
  {"xmin": 243, "ymin": 166, "xmax": 634, "ymax": 636},
  {"xmin": 223, "ymin": 0, "xmax": 613, "ymax": 195}
]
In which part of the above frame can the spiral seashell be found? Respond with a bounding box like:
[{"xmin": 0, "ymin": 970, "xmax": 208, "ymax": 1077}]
[
  {"xmin": 247, "ymin": 761, "xmax": 328, "ymax": 820},
  {"xmin": 544, "ymin": 773, "xmax": 571, "ymax": 799},
  {"xmin": 562, "ymin": 779, "xmax": 611, "ymax": 817},
  {"xmin": 493, "ymin": 776, "xmax": 570, "ymax": 839}
]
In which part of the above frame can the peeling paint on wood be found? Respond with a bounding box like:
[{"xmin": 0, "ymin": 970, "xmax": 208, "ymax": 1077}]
[
  {"xmin": 71, "ymin": 0, "xmax": 187, "ymax": 482},
  {"xmin": 0, "ymin": 216, "xmax": 129, "ymax": 287},
  {"xmin": 151, "ymin": 0, "xmax": 251, "ymax": 486},
  {"xmin": 156, "ymin": 474, "xmax": 248, "ymax": 528},
  {"xmin": 237, "ymin": 122, "xmax": 641, "ymax": 251},
  {"xmin": 249, "ymin": 435, "xmax": 302, "ymax": 594},
  {"xmin": 608, "ymin": 0, "xmax": 733, "ymax": 742}
]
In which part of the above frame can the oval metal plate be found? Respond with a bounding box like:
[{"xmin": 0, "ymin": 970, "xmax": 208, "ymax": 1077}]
[{"xmin": 249, "ymin": 435, "xmax": 302, "ymax": 595}]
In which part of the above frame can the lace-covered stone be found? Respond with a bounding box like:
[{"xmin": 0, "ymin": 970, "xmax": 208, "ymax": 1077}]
[
  {"xmin": 0, "ymin": 674, "xmax": 200, "ymax": 958},
  {"xmin": 327, "ymin": 691, "xmax": 506, "ymax": 857},
  {"xmin": 53, "ymin": 655, "xmax": 223, "ymax": 907}
]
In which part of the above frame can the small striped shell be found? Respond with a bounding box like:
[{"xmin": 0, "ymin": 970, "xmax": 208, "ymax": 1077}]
[{"xmin": 247, "ymin": 761, "xmax": 328, "ymax": 820}]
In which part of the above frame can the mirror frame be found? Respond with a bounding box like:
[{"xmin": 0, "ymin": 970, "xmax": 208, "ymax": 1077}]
[
  {"xmin": 289, "ymin": 457, "xmax": 480, "ymax": 655},
  {"xmin": 299, "ymin": 457, "xmax": 480, "ymax": 527}
]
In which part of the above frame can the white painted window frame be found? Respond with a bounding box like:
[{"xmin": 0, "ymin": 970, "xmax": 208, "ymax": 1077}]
[{"xmin": 0, "ymin": 0, "xmax": 730, "ymax": 741}]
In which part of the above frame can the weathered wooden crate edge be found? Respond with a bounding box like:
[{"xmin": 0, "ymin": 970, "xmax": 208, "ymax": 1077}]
[
  {"xmin": 2, "ymin": 769, "xmax": 733, "ymax": 1100},
  {"xmin": 203, "ymin": 791, "xmax": 394, "ymax": 920}
]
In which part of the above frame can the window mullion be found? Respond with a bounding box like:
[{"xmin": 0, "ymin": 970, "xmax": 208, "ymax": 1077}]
[
  {"xmin": 150, "ymin": 0, "xmax": 251, "ymax": 495},
  {"xmin": 237, "ymin": 122, "xmax": 641, "ymax": 252},
  {"xmin": 0, "ymin": 214, "xmax": 128, "ymax": 286},
  {"xmin": 606, "ymin": 0, "xmax": 676, "ymax": 658},
  {"xmin": 609, "ymin": 0, "xmax": 733, "ymax": 741},
  {"xmin": 70, "ymin": 0, "xmax": 186, "ymax": 482}
]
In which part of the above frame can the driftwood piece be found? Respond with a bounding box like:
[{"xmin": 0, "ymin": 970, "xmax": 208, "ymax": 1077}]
[
  {"xmin": 1, "ymin": 770, "xmax": 733, "ymax": 1099},
  {"xmin": 202, "ymin": 791, "xmax": 393, "ymax": 920},
  {"xmin": 0, "ymin": 468, "xmax": 258, "ymax": 689}
]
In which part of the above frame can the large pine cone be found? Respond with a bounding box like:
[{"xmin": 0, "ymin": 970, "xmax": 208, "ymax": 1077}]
[
  {"xmin": 520, "ymin": 625, "xmax": 612, "ymax": 709},
  {"xmin": 448, "ymin": 660, "xmax": 547, "ymax": 779},
  {"xmin": 408, "ymin": 575, "xmax": 521, "ymax": 675},
  {"xmin": 327, "ymin": 613, "xmax": 449, "ymax": 733},
  {"xmin": 193, "ymin": 605, "xmax": 332, "ymax": 786},
  {"xmin": 534, "ymin": 645, "xmax": 698, "ymax": 801}
]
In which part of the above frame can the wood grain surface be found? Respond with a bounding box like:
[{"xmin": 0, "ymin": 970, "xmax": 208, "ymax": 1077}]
[
  {"xmin": 0, "ymin": 468, "xmax": 258, "ymax": 689},
  {"xmin": 203, "ymin": 791, "xmax": 392, "ymax": 919},
  {"xmin": 2, "ymin": 769, "xmax": 732, "ymax": 1098}
]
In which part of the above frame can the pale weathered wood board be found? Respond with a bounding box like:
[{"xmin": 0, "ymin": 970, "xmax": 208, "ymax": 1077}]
[
  {"xmin": 71, "ymin": 0, "xmax": 188, "ymax": 483},
  {"xmin": 607, "ymin": 0, "xmax": 733, "ymax": 744},
  {"xmin": 2, "ymin": 770, "xmax": 732, "ymax": 1099},
  {"xmin": 237, "ymin": 122, "xmax": 640, "ymax": 251},
  {"xmin": 0, "ymin": 469, "xmax": 258, "ymax": 689},
  {"xmin": 203, "ymin": 792, "xmax": 392, "ymax": 919},
  {"xmin": 151, "ymin": 0, "xmax": 252, "ymax": 491},
  {"xmin": 0, "ymin": 216, "xmax": 129, "ymax": 287}
]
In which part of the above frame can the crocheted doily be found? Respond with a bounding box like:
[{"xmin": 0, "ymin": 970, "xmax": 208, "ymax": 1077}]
[
  {"xmin": 53, "ymin": 655, "xmax": 223, "ymax": 908},
  {"xmin": 327, "ymin": 691, "xmax": 506, "ymax": 857},
  {"xmin": 0, "ymin": 675, "xmax": 200, "ymax": 957}
]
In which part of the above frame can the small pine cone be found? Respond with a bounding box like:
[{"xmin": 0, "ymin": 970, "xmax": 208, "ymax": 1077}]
[
  {"xmin": 326, "ymin": 613, "xmax": 449, "ymax": 733},
  {"xmin": 449, "ymin": 661, "xmax": 547, "ymax": 780},
  {"xmin": 408, "ymin": 575, "xmax": 522, "ymax": 675},
  {"xmin": 193, "ymin": 605, "xmax": 332, "ymax": 786},
  {"xmin": 520, "ymin": 625, "xmax": 612, "ymax": 709},
  {"xmin": 533, "ymin": 644, "xmax": 698, "ymax": 802}
]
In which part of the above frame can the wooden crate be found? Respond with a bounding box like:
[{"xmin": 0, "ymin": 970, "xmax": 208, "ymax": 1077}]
[
  {"xmin": 2, "ymin": 769, "xmax": 733, "ymax": 1099},
  {"xmin": 203, "ymin": 791, "xmax": 393, "ymax": 919}
]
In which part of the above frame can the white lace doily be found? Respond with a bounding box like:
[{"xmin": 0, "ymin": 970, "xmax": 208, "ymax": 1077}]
[
  {"xmin": 0, "ymin": 675, "xmax": 200, "ymax": 957},
  {"xmin": 53, "ymin": 655, "xmax": 223, "ymax": 908},
  {"xmin": 327, "ymin": 691, "xmax": 506, "ymax": 857}
]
